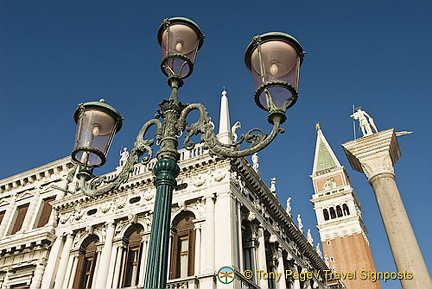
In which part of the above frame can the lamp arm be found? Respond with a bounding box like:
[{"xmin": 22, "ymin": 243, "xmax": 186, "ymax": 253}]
[
  {"xmin": 177, "ymin": 103, "xmax": 284, "ymax": 158},
  {"xmin": 78, "ymin": 118, "xmax": 163, "ymax": 197}
]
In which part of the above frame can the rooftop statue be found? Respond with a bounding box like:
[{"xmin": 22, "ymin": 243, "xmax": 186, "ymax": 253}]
[{"xmin": 350, "ymin": 107, "xmax": 378, "ymax": 137}]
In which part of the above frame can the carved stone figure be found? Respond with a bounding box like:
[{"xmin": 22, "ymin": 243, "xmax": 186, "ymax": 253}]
[
  {"xmin": 307, "ymin": 229, "xmax": 313, "ymax": 245},
  {"xmin": 270, "ymin": 177, "xmax": 276, "ymax": 193},
  {"xmin": 297, "ymin": 214, "xmax": 303, "ymax": 232},
  {"xmin": 119, "ymin": 147, "xmax": 129, "ymax": 166},
  {"xmin": 252, "ymin": 153, "xmax": 259, "ymax": 172},
  {"xmin": 231, "ymin": 121, "xmax": 241, "ymax": 142},
  {"xmin": 286, "ymin": 197, "xmax": 292, "ymax": 215},
  {"xmin": 350, "ymin": 107, "xmax": 378, "ymax": 136},
  {"xmin": 316, "ymin": 243, "xmax": 322, "ymax": 258}
]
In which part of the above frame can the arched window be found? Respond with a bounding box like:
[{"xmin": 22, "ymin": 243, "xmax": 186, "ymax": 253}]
[
  {"xmin": 329, "ymin": 207, "xmax": 336, "ymax": 219},
  {"xmin": 73, "ymin": 235, "xmax": 99, "ymax": 289},
  {"xmin": 170, "ymin": 211, "xmax": 195, "ymax": 279},
  {"xmin": 336, "ymin": 205, "xmax": 343, "ymax": 217},
  {"xmin": 123, "ymin": 225, "xmax": 144, "ymax": 287},
  {"xmin": 323, "ymin": 209, "xmax": 329, "ymax": 221},
  {"xmin": 343, "ymin": 204, "xmax": 350, "ymax": 216}
]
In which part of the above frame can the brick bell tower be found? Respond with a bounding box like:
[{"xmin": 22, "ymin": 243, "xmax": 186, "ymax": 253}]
[{"xmin": 310, "ymin": 124, "xmax": 380, "ymax": 289}]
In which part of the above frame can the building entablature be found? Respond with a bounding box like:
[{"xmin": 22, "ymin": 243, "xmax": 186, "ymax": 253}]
[
  {"xmin": 0, "ymin": 157, "xmax": 74, "ymax": 195},
  {"xmin": 0, "ymin": 228, "xmax": 55, "ymax": 257}
]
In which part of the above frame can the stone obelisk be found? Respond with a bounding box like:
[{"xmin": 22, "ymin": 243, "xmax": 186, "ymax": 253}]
[{"xmin": 342, "ymin": 112, "xmax": 432, "ymax": 289}]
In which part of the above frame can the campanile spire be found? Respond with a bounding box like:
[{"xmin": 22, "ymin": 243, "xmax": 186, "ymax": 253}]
[{"xmin": 310, "ymin": 125, "xmax": 380, "ymax": 289}]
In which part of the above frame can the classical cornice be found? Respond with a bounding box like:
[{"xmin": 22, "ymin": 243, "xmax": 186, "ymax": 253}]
[
  {"xmin": 0, "ymin": 228, "xmax": 56, "ymax": 256},
  {"xmin": 0, "ymin": 157, "xmax": 74, "ymax": 194}
]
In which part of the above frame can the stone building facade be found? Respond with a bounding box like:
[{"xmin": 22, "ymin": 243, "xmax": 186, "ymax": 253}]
[
  {"xmin": 0, "ymin": 91, "xmax": 334, "ymax": 289},
  {"xmin": 0, "ymin": 143, "xmax": 331, "ymax": 289}
]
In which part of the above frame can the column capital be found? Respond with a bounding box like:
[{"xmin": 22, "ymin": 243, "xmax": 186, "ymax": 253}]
[{"xmin": 342, "ymin": 129, "xmax": 400, "ymax": 180}]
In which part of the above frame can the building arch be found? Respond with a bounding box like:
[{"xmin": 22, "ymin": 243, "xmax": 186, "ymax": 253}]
[
  {"xmin": 122, "ymin": 223, "xmax": 144, "ymax": 287},
  {"xmin": 336, "ymin": 205, "xmax": 343, "ymax": 217},
  {"xmin": 170, "ymin": 210, "xmax": 196, "ymax": 279},
  {"xmin": 323, "ymin": 209, "xmax": 329, "ymax": 221},
  {"xmin": 72, "ymin": 234, "xmax": 99, "ymax": 289},
  {"xmin": 329, "ymin": 207, "xmax": 336, "ymax": 219}
]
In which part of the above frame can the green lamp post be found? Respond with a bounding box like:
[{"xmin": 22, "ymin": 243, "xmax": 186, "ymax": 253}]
[{"xmin": 70, "ymin": 17, "xmax": 304, "ymax": 289}]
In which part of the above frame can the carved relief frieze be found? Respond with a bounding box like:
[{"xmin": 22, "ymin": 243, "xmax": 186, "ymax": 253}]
[
  {"xmin": 188, "ymin": 198, "xmax": 205, "ymax": 218},
  {"xmin": 114, "ymin": 219, "xmax": 130, "ymax": 238},
  {"xmin": 142, "ymin": 189, "xmax": 155, "ymax": 202},
  {"xmin": 212, "ymin": 168, "xmax": 226, "ymax": 183},
  {"xmin": 192, "ymin": 175, "xmax": 206, "ymax": 187}
]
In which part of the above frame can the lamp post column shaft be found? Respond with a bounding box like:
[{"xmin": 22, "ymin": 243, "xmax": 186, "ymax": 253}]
[{"xmin": 144, "ymin": 158, "xmax": 180, "ymax": 289}]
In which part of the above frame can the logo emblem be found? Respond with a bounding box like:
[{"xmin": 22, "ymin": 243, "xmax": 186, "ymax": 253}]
[{"xmin": 217, "ymin": 266, "xmax": 235, "ymax": 284}]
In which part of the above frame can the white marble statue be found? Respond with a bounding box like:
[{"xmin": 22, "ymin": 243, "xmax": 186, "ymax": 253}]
[
  {"xmin": 297, "ymin": 214, "xmax": 303, "ymax": 232},
  {"xmin": 231, "ymin": 121, "xmax": 241, "ymax": 142},
  {"xmin": 316, "ymin": 243, "xmax": 322, "ymax": 258},
  {"xmin": 209, "ymin": 117, "xmax": 215, "ymax": 131},
  {"xmin": 307, "ymin": 229, "xmax": 314, "ymax": 245},
  {"xmin": 119, "ymin": 147, "xmax": 129, "ymax": 167},
  {"xmin": 286, "ymin": 197, "xmax": 292, "ymax": 215},
  {"xmin": 270, "ymin": 177, "xmax": 276, "ymax": 193},
  {"xmin": 350, "ymin": 107, "xmax": 378, "ymax": 136},
  {"xmin": 252, "ymin": 153, "xmax": 259, "ymax": 172}
]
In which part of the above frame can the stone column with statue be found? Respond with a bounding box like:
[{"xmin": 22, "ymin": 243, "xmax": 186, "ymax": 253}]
[{"xmin": 343, "ymin": 109, "xmax": 431, "ymax": 289}]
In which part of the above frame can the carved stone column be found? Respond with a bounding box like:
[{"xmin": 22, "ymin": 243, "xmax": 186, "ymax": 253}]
[
  {"xmin": 343, "ymin": 129, "xmax": 432, "ymax": 289},
  {"xmin": 292, "ymin": 264, "xmax": 301, "ymax": 289},
  {"xmin": 41, "ymin": 235, "xmax": 64, "ymax": 288},
  {"xmin": 256, "ymin": 226, "xmax": 268, "ymax": 289},
  {"xmin": 94, "ymin": 221, "xmax": 116, "ymax": 289},
  {"xmin": 194, "ymin": 222, "xmax": 202, "ymax": 275},
  {"xmin": 54, "ymin": 232, "xmax": 74, "ymax": 289},
  {"xmin": 29, "ymin": 262, "xmax": 46, "ymax": 289},
  {"xmin": 112, "ymin": 243, "xmax": 126, "ymax": 289},
  {"xmin": 203, "ymin": 194, "xmax": 215, "ymax": 273},
  {"xmin": 276, "ymin": 247, "xmax": 286, "ymax": 289}
]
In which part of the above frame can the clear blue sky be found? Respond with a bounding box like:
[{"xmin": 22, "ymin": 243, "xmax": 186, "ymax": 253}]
[{"xmin": 1, "ymin": 1, "xmax": 431, "ymax": 288}]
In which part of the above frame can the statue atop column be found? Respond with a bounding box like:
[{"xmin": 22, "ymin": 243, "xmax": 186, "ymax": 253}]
[{"xmin": 350, "ymin": 107, "xmax": 378, "ymax": 136}]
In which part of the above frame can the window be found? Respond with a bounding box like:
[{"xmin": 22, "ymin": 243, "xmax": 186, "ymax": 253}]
[
  {"xmin": 35, "ymin": 196, "xmax": 56, "ymax": 228},
  {"xmin": 73, "ymin": 236, "xmax": 98, "ymax": 289},
  {"xmin": 123, "ymin": 227, "xmax": 143, "ymax": 287},
  {"xmin": 343, "ymin": 204, "xmax": 350, "ymax": 216},
  {"xmin": 336, "ymin": 205, "xmax": 343, "ymax": 217},
  {"xmin": 329, "ymin": 207, "xmax": 336, "ymax": 219},
  {"xmin": 170, "ymin": 211, "xmax": 195, "ymax": 279},
  {"xmin": 323, "ymin": 209, "xmax": 329, "ymax": 221},
  {"xmin": 10, "ymin": 204, "xmax": 29, "ymax": 235}
]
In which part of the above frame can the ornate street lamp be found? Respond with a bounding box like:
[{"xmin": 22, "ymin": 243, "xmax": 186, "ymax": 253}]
[
  {"xmin": 245, "ymin": 32, "xmax": 305, "ymax": 123},
  {"xmin": 72, "ymin": 99, "xmax": 123, "ymax": 169},
  {"xmin": 70, "ymin": 17, "xmax": 305, "ymax": 289}
]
